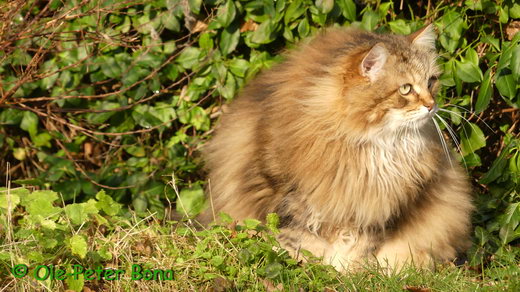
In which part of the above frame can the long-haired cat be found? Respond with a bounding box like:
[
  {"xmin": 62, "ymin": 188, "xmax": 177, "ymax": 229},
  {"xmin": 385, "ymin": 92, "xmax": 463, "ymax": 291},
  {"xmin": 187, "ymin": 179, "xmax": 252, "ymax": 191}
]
[{"xmin": 199, "ymin": 25, "xmax": 474, "ymax": 272}]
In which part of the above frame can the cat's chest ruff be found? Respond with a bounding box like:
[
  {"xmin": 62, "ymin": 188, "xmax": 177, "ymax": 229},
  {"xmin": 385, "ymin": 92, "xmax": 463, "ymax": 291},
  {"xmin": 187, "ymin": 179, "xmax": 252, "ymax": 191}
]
[{"xmin": 308, "ymin": 134, "xmax": 438, "ymax": 229}]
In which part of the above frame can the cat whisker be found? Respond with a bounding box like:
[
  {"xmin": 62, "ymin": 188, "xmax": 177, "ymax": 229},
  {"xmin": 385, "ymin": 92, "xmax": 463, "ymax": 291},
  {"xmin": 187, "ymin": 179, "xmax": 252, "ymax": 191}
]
[
  {"xmin": 441, "ymin": 105, "xmax": 495, "ymax": 133},
  {"xmin": 434, "ymin": 114, "xmax": 467, "ymax": 168},
  {"xmin": 437, "ymin": 108, "xmax": 478, "ymax": 155},
  {"xmin": 432, "ymin": 118, "xmax": 454, "ymax": 168}
]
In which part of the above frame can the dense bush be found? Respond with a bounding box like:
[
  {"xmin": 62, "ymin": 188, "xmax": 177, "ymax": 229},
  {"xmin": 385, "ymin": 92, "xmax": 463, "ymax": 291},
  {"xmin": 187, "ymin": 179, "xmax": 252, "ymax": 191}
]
[{"xmin": 0, "ymin": 0, "xmax": 519, "ymax": 263}]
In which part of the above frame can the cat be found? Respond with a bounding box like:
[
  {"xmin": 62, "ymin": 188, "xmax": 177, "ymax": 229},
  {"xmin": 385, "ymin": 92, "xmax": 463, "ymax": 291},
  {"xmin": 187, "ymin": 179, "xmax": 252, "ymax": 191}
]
[{"xmin": 199, "ymin": 24, "xmax": 474, "ymax": 272}]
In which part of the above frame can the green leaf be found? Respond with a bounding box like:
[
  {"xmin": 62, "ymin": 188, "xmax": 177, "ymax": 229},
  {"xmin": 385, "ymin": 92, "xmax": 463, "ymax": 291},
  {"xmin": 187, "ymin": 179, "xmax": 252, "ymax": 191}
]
[
  {"xmin": 162, "ymin": 13, "xmax": 180, "ymax": 32},
  {"xmin": 511, "ymin": 44, "xmax": 520, "ymax": 80},
  {"xmin": 33, "ymin": 133, "xmax": 52, "ymax": 148},
  {"xmin": 475, "ymin": 69, "xmax": 493, "ymax": 113},
  {"xmin": 20, "ymin": 111, "xmax": 39, "ymax": 137},
  {"xmin": 456, "ymin": 60, "xmax": 482, "ymax": 83},
  {"xmin": 460, "ymin": 123, "xmax": 486, "ymax": 155},
  {"xmin": 176, "ymin": 185, "xmax": 205, "ymax": 216},
  {"xmin": 188, "ymin": 0, "xmax": 202, "ymax": 14},
  {"xmin": 21, "ymin": 190, "xmax": 61, "ymax": 219},
  {"xmin": 0, "ymin": 189, "xmax": 23, "ymax": 210},
  {"xmin": 251, "ymin": 20, "xmax": 276, "ymax": 44},
  {"xmin": 176, "ymin": 47, "xmax": 202, "ymax": 69},
  {"xmin": 361, "ymin": 10, "xmax": 379, "ymax": 31},
  {"xmin": 228, "ymin": 59, "xmax": 249, "ymax": 77},
  {"xmin": 495, "ymin": 70, "xmax": 517, "ymax": 98},
  {"xmin": 480, "ymin": 151, "xmax": 508, "ymax": 184},
  {"xmin": 218, "ymin": 72, "xmax": 237, "ymax": 100},
  {"xmin": 315, "ymin": 0, "xmax": 334, "ymax": 14},
  {"xmin": 511, "ymin": 3, "xmax": 520, "ymax": 19},
  {"xmin": 220, "ymin": 24, "xmax": 240, "ymax": 55},
  {"xmin": 244, "ymin": 218, "xmax": 261, "ymax": 230},
  {"xmin": 96, "ymin": 190, "xmax": 122, "ymax": 216},
  {"xmin": 388, "ymin": 19, "xmax": 411, "ymax": 35},
  {"xmin": 99, "ymin": 56, "xmax": 122, "ymax": 78},
  {"xmin": 69, "ymin": 235, "xmax": 88, "ymax": 259},
  {"xmin": 265, "ymin": 262, "xmax": 283, "ymax": 279},
  {"xmin": 499, "ymin": 202, "xmax": 520, "ymax": 244},
  {"xmin": 297, "ymin": 17, "xmax": 310, "ymax": 38},
  {"xmin": 266, "ymin": 213, "xmax": 280, "ymax": 232},
  {"xmin": 199, "ymin": 32, "xmax": 214, "ymax": 51},
  {"xmin": 284, "ymin": 0, "xmax": 306, "ymax": 24},
  {"xmin": 499, "ymin": 6, "xmax": 509, "ymax": 23},
  {"xmin": 0, "ymin": 108, "xmax": 23, "ymax": 125},
  {"xmin": 217, "ymin": 0, "xmax": 236, "ymax": 28},
  {"xmin": 65, "ymin": 264, "xmax": 84, "ymax": 292},
  {"xmin": 210, "ymin": 255, "xmax": 225, "ymax": 266},
  {"xmin": 64, "ymin": 200, "xmax": 99, "ymax": 225},
  {"xmin": 189, "ymin": 106, "xmax": 210, "ymax": 130},
  {"xmin": 437, "ymin": 10, "xmax": 464, "ymax": 53},
  {"xmin": 337, "ymin": 0, "xmax": 356, "ymax": 21},
  {"xmin": 465, "ymin": 0, "xmax": 483, "ymax": 10}
]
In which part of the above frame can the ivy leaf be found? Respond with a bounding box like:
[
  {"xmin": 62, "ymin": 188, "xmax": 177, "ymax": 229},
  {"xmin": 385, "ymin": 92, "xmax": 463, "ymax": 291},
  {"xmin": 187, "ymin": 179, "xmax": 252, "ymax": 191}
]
[
  {"xmin": 228, "ymin": 58, "xmax": 249, "ymax": 77},
  {"xmin": 220, "ymin": 24, "xmax": 240, "ymax": 55},
  {"xmin": 251, "ymin": 20, "xmax": 276, "ymax": 44},
  {"xmin": 217, "ymin": 0, "xmax": 236, "ymax": 28},
  {"xmin": 460, "ymin": 123, "xmax": 486, "ymax": 155},
  {"xmin": 188, "ymin": 0, "xmax": 202, "ymax": 14},
  {"xmin": 20, "ymin": 111, "xmax": 39, "ymax": 137},
  {"xmin": 69, "ymin": 235, "xmax": 88, "ymax": 259},
  {"xmin": 176, "ymin": 47, "xmax": 202, "ymax": 69}
]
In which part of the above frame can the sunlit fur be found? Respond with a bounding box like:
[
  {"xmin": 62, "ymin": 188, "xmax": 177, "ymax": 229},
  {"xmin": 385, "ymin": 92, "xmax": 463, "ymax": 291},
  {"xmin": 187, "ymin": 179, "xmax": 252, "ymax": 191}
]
[{"xmin": 200, "ymin": 26, "xmax": 474, "ymax": 272}]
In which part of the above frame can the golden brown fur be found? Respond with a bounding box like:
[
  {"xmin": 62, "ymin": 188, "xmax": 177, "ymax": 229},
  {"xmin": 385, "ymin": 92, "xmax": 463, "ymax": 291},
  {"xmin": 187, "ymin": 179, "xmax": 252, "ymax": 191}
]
[{"xmin": 200, "ymin": 26, "xmax": 474, "ymax": 271}]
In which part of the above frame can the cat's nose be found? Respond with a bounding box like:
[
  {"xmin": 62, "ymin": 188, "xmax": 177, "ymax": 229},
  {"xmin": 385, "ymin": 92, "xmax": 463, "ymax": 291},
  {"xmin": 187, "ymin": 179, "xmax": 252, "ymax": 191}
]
[
  {"xmin": 426, "ymin": 103, "xmax": 438, "ymax": 113},
  {"xmin": 424, "ymin": 100, "xmax": 436, "ymax": 112}
]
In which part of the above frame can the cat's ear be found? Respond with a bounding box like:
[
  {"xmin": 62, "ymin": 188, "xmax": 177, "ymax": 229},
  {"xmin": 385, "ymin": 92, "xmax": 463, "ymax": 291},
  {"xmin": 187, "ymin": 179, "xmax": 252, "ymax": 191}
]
[
  {"xmin": 408, "ymin": 24, "xmax": 436, "ymax": 50},
  {"xmin": 360, "ymin": 43, "xmax": 388, "ymax": 82}
]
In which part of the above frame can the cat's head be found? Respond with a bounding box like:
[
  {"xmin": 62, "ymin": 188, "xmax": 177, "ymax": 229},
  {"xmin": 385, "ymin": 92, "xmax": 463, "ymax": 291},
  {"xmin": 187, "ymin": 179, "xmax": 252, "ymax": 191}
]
[{"xmin": 335, "ymin": 25, "xmax": 441, "ymax": 139}]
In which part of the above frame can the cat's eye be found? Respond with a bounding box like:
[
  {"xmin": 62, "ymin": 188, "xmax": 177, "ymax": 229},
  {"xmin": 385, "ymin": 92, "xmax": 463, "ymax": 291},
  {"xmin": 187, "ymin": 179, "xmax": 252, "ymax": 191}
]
[{"xmin": 398, "ymin": 83, "xmax": 412, "ymax": 95}]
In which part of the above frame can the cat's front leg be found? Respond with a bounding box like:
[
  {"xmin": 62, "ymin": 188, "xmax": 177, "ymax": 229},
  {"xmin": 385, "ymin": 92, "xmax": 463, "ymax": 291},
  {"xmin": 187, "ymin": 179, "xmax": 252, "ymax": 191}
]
[
  {"xmin": 277, "ymin": 228, "xmax": 375, "ymax": 272},
  {"xmin": 276, "ymin": 228, "xmax": 332, "ymax": 262},
  {"xmin": 375, "ymin": 174, "xmax": 473, "ymax": 272}
]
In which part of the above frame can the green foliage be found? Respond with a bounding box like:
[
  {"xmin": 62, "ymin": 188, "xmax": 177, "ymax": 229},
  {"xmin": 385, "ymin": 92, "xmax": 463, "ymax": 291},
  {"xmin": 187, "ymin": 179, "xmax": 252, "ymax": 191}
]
[
  {"xmin": 1, "ymin": 188, "xmax": 519, "ymax": 290},
  {"xmin": 0, "ymin": 0, "xmax": 519, "ymax": 270}
]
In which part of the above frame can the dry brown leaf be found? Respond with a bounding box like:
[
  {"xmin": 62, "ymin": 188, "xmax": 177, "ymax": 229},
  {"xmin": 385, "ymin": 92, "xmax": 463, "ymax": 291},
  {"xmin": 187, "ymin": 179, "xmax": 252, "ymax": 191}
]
[
  {"xmin": 191, "ymin": 21, "xmax": 208, "ymax": 33},
  {"xmin": 506, "ymin": 21, "xmax": 520, "ymax": 40},
  {"xmin": 262, "ymin": 279, "xmax": 283, "ymax": 292},
  {"xmin": 240, "ymin": 19, "xmax": 258, "ymax": 32},
  {"xmin": 208, "ymin": 277, "xmax": 232, "ymax": 292}
]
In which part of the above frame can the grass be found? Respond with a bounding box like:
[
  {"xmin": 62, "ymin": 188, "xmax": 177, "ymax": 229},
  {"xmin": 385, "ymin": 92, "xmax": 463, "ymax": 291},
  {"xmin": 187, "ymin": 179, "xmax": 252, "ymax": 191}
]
[{"xmin": 1, "ymin": 186, "xmax": 520, "ymax": 292}]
